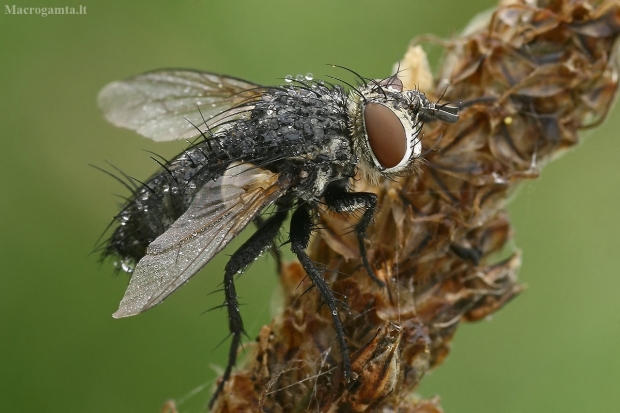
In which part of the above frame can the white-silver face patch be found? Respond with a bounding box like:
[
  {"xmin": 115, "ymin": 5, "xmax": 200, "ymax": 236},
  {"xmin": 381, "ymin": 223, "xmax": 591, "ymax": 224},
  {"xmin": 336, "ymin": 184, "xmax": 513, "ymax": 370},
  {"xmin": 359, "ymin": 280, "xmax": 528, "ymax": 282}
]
[{"xmin": 348, "ymin": 87, "xmax": 428, "ymax": 183}]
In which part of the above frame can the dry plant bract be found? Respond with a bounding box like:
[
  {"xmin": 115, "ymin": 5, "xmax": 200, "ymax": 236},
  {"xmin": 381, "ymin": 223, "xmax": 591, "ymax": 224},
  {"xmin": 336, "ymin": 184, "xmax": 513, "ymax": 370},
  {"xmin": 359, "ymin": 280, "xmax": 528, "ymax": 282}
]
[{"xmin": 210, "ymin": 1, "xmax": 620, "ymax": 412}]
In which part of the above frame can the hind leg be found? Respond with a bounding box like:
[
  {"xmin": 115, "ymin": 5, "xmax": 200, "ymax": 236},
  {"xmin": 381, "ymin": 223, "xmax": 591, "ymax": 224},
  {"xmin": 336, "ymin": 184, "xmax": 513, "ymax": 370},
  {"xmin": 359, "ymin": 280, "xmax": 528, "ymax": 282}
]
[{"xmin": 208, "ymin": 208, "xmax": 288, "ymax": 408}]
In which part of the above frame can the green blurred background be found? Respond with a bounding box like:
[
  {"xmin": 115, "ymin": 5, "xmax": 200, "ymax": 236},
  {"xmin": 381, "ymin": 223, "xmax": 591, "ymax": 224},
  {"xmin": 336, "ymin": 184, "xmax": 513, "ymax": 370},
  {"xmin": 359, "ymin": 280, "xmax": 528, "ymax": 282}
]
[{"xmin": 1, "ymin": 1, "xmax": 619, "ymax": 412}]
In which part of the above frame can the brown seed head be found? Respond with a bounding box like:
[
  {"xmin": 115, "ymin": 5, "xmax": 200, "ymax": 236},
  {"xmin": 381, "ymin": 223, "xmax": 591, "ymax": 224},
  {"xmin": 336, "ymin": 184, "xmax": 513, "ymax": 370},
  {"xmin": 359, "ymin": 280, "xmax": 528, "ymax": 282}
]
[{"xmin": 209, "ymin": 1, "xmax": 620, "ymax": 412}]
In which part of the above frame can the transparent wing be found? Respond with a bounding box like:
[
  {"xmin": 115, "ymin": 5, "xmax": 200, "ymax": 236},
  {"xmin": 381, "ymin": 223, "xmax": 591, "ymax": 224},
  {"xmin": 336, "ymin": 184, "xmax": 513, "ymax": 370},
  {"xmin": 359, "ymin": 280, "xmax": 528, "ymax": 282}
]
[
  {"xmin": 98, "ymin": 69, "xmax": 265, "ymax": 142},
  {"xmin": 113, "ymin": 164, "xmax": 290, "ymax": 318}
]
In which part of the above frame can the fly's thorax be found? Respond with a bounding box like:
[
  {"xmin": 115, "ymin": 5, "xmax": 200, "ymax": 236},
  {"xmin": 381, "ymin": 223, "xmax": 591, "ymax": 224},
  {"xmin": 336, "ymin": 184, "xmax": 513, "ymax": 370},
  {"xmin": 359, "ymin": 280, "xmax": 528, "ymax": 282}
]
[
  {"xmin": 348, "ymin": 82, "xmax": 428, "ymax": 184},
  {"xmin": 292, "ymin": 152, "xmax": 355, "ymax": 202}
]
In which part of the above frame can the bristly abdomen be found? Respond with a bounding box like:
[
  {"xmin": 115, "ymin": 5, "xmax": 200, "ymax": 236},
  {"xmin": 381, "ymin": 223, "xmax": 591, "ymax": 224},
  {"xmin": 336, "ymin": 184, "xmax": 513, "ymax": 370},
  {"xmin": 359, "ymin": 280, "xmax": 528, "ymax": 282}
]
[{"xmin": 102, "ymin": 81, "xmax": 351, "ymax": 271}]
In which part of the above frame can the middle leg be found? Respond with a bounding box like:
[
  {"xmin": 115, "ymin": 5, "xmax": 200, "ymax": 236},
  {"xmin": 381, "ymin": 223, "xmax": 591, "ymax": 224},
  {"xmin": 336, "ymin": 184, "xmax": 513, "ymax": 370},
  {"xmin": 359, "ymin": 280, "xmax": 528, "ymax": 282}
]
[{"xmin": 290, "ymin": 204, "xmax": 353, "ymax": 382}]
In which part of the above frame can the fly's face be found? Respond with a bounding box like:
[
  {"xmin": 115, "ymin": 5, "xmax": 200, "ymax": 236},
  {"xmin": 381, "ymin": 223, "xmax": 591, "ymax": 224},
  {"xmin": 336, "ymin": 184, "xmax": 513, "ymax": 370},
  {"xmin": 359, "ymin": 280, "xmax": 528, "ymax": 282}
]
[{"xmin": 349, "ymin": 77, "xmax": 459, "ymax": 184}]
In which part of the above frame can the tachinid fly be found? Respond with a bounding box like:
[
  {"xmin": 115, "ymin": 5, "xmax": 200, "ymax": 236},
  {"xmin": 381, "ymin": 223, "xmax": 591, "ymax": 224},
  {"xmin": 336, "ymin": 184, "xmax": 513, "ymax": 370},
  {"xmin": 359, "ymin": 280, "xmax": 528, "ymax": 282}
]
[{"xmin": 97, "ymin": 67, "xmax": 459, "ymax": 405}]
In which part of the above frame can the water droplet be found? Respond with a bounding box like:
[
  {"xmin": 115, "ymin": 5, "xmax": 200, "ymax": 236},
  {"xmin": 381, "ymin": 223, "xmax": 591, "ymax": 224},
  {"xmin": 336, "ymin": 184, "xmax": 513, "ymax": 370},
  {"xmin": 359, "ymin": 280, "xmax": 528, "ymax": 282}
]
[
  {"xmin": 267, "ymin": 110, "xmax": 273, "ymax": 115},
  {"xmin": 332, "ymin": 310, "xmax": 338, "ymax": 316},
  {"xmin": 296, "ymin": 74, "xmax": 304, "ymax": 81},
  {"xmin": 284, "ymin": 74, "xmax": 293, "ymax": 83},
  {"xmin": 305, "ymin": 73, "xmax": 313, "ymax": 81},
  {"xmin": 121, "ymin": 258, "xmax": 135, "ymax": 273}
]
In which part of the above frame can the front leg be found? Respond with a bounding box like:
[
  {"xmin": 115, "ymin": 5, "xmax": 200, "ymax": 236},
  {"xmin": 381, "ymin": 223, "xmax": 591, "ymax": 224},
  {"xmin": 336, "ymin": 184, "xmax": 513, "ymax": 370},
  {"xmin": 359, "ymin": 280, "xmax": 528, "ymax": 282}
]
[{"xmin": 323, "ymin": 183, "xmax": 383, "ymax": 287}]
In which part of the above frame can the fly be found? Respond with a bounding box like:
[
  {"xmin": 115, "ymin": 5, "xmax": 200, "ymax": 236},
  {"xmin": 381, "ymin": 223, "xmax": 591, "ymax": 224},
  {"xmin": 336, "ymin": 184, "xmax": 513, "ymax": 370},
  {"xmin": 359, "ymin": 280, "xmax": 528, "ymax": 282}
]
[{"xmin": 97, "ymin": 67, "xmax": 459, "ymax": 406}]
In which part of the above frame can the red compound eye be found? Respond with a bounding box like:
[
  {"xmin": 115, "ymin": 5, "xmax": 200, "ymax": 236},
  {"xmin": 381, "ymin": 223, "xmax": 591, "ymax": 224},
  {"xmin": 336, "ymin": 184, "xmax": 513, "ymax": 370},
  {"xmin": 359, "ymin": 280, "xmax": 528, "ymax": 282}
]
[{"xmin": 363, "ymin": 103, "xmax": 407, "ymax": 169}]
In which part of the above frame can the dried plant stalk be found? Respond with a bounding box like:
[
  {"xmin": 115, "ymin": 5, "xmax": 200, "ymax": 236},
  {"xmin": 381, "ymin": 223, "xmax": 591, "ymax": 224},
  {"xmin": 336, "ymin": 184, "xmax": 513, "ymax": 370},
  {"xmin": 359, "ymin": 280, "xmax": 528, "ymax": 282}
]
[{"xmin": 211, "ymin": 1, "xmax": 620, "ymax": 412}]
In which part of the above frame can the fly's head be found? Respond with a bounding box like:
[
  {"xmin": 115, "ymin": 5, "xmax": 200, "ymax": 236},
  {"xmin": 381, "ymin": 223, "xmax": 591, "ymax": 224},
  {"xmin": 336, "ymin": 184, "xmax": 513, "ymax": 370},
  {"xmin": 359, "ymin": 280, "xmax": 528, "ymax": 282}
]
[{"xmin": 348, "ymin": 77, "xmax": 459, "ymax": 184}]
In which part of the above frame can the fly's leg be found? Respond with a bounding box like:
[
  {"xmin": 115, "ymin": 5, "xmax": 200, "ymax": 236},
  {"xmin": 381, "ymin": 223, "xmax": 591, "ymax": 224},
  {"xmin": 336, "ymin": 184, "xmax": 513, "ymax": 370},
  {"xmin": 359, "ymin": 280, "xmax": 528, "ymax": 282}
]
[
  {"xmin": 253, "ymin": 215, "xmax": 283, "ymax": 273},
  {"xmin": 208, "ymin": 208, "xmax": 288, "ymax": 408},
  {"xmin": 323, "ymin": 184, "xmax": 383, "ymax": 287},
  {"xmin": 290, "ymin": 205, "xmax": 352, "ymax": 382}
]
